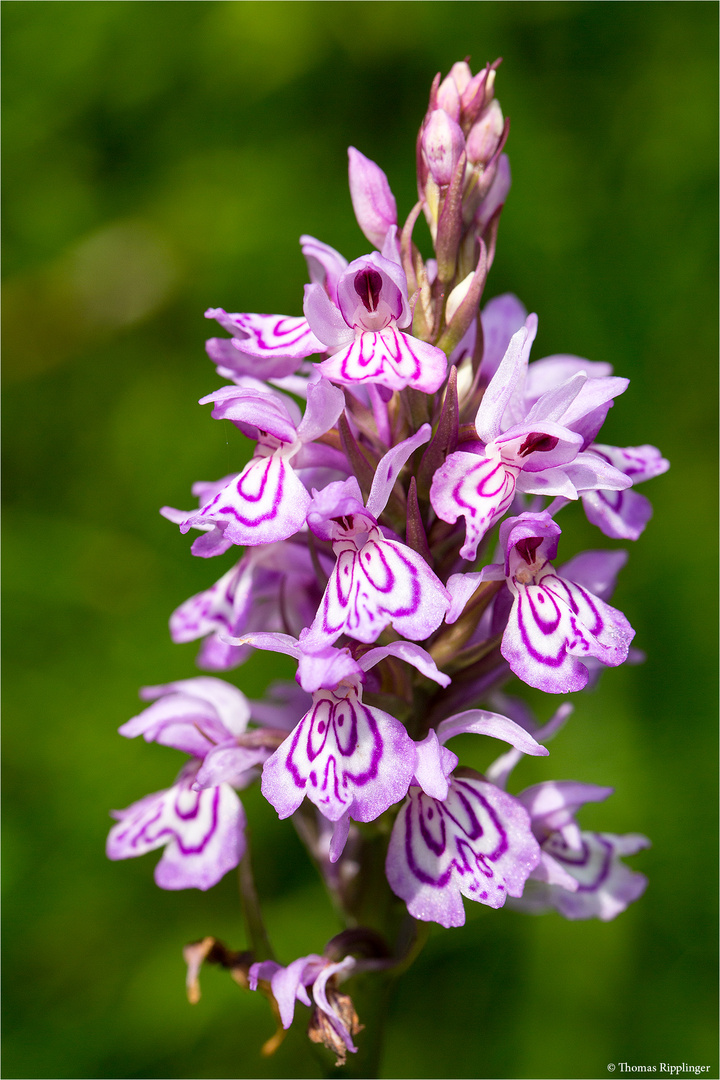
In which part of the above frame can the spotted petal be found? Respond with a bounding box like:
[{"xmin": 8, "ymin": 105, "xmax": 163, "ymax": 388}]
[
  {"xmin": 180, "ymin": 454, "xmax": 311, "ymax": 548},
  {"xmin": 261, "ymin": 688, "xmax": 416, "ymax": 823},
  {"xmin": 309, "ymin": 529, "xmax": 450, "ymax": 645},
  {"xmin": 386, "ymin": 776, "xmax": 541, "ymax": 927},
  {"xmin": 318, "ymin": 325, "xmax": 447, "ymax": 394},
  {"xmin": 502, "ymin": 568, "xmax": 635, "ymax": 693},
  {"xmin": 515, "ymin": 831, "xmax": 650, "ymax": 921},
  {"xmin": 107, "ymin": 765, "xmax": 245, "ymax": 891},
  {"xmin": 430, "ymin": 449, "xmax": 517, "ymax": 561},
  {"xmin": 205, "ymin": 310, "xmax": 325, "ymax": 380}
]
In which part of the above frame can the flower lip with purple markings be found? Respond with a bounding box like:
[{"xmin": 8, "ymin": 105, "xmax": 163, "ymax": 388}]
[
  {"xmin": 261, "ymin": 678, "xmax": 418, "ymax": 825},
  {"xmin": 526, "ymin": 830, "xmax": 650, "ymax": 921},
  {"xmin": 580, "ymin": 443, "xmax": 670, "ymax": 541},
  {"xmin": 228, "ymin": 633, "xmax": 450, "ymax": 827},
  {"xmin": 384, "ymin": 706, "xmax": 550, "ymax": 927},
  {"xmin": 480, "ymin": 511, "xmax": 635, "ymax": 693},
  {"xmin": 306, "ymin": 246, "xmax": 448, "ymax": 394},
  {"xmin": 170, "ymin": 378, "xmax": 345, "ymax": 551},
  {"xmin": 306, "ymin": 500, "xmax": 451, "ymax": 646},
  {"xmin": 430, "ymin": 314, "xmax": 632, "ymax": 560},
  {"xmin": 203, "ymin": 235, "xmax": 353, "ymax": 382},
  {"xmin": 386, "ymin": 773, "xmax": 541, "ymax": 927},
  {"xmin": 106, "ymin": 761, "xmax": 246, "ymax": 891},
  {"xmin": 509, "ymin": 779, "xmax": 650, "ymax": 921},
  {"xmin": 301, "ymin": 427, "xmax": 451, "ymax": 646}
]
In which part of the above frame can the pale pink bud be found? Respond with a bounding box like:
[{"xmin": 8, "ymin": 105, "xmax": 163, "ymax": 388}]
[
  {"xmin": 475, "ymin": 154, "xmax": 511, "ymax": 233},
  {"xmin": 347, "ymin": 147, "xmax": 397, "ymax": 250},
  {"xmin": 448, "ymin": 61, "xmax": 473, "ymax": 95},
  {"xmin": 436, "ymin": 74, "xmax": 461, "ymax": 121},
  {"xmin": 422, "ymin": 110, "xmax": 466, "ymax": 187},
  {"xmin": 466, "ymin": 100, "xmax": 504, "ymax": 166},
  {"xmin": 462, "ymin": 67, "xmax": 495, "ymax": 114}
]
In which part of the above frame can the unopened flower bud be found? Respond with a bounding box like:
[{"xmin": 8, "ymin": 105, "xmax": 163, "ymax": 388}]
[
  {"xmin": 436, "ymin": 73, "xmax": 461, "ymax": 121},
  {"xmin": 462, "ymin": 66, "xmax": 496, "ymax": 117},
  {"xmin": 348, "ymin": 147, "xmax": 398, "ymax": 250},
  {"xmin": 422, "ymin": 110, "xmax": 466, "ymax": 187},
  {"xmin": 448, "ymin": 60, "xmax": 473, "ymax": 95},
  {"xmin": 475, "ymin": 153, "xmax": 511, "ymax": 234},
  {"xmin": 467, "ymin": 100, "xmax": 504, "ymax": 166}
]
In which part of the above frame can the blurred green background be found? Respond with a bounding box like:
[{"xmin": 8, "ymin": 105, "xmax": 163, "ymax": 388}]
[{"xmin": 2, "ymin": 2, "xmax": 717, "ymax": 1078}]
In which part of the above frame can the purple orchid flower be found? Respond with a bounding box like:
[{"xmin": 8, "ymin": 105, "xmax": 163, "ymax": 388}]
[
  {"xmin": 515, "ymin": 824, "xmax": 651, "ymax": 920},
  {"xmin": 161, "ymin": 475, "xmax": 239, "ymax": 558},
  {"xmin": 106, "ymin": 677, "xmax": 286, "ymax": 889},
  {"xmin": 484, "ymin": 706, "xmax": 650, "ymax": 919},
  {"xmin": 477, "ymin": 512, "xmax": 635, "ymax": 693},
  {"xmin": 515, "ymin": 777, "xmax": 649, "ymax": 919},
  {"xmin": 430, "ymin": 315, "xmax": 631, "ymax": 560},
  {"xmin": 205, "ymin": 308, "xmax": 325, "ymax": 382},
  {"xmin": 168, "ymin": 377, "xmax": 345, "ymax": 550},
  {"xmin": 122, "ymin": 676, "xmax": 294, "ymax": 789},
  {"xmin": 385, "ymin": 707, "xmax": 550, "ymax": 927},
  {"xmin": 579, "ymin": 443, "xmax": 670, "ymax": 540},
  {"xmin": 303, "ymin": 427, "xmax": 451, "ymax": 646},
  {"xmin": 106, "ymin": 760, "xmax": 246, "ymax": 891},
  {"xmin": 262, "ymin": 675, "xmax": 415, "ymax": 825},
  {"xmin": 386, "ymin": 772, "xmax": 541, "ymax": 928},
  {"xmin": 204, "ymin": 236, "xmax": 351, "ymax": 383},
  {"xmin": 250, "ymin": 954, "xmax": 359, "ymax": 1060},
  {"xmin": 119, "ymin": 676, "xmax": 253, "ymax": 755},
  {"xmin": 306, "ymin": 240, "xmax": 448, "ymax": 394},
  {"xmin": 231, "ymin": 633, "xmax": 450, "ymax": 828},
  {"xmin": 169, "ymin": 541, "xmax": 329, "ymax": 670}
]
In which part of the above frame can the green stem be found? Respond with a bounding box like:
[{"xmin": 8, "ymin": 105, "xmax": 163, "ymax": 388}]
[{"xmin": 238, "ymin": 830, "xmax": 275, "ymax": 962}]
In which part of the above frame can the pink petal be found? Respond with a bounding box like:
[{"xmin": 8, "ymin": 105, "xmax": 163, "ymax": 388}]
[
  {"xmin": 436, "ymin": 709, "xmax": 549, "ymax": 757},
  {"xmin": 430, "ymin": 449, "xmax": 517, "ymax": 561},
  {"xmin": 310, "ymin": 531, "xmax": 449, "ymax": 645},
  {"xmin": 319, "ymin": 326, "xmax": 447, "ymax": 394},
  {"xmin": 261, "ymin": 690, "xmax": 415, "ymax": 823},
  {"xmin": 348, "ymin": 147, "xmax": 398, "ymax": 250},
  {"xmin": 180, "ymin": 455, "xmax": 311, "ymax": 547},
  {"xmin": 386, "ymin": 777, "xmax": 541, "ymax": 927},
  {"xmin": 107, "ymin": 768, "xmax": 245, "ymax": 891}
]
